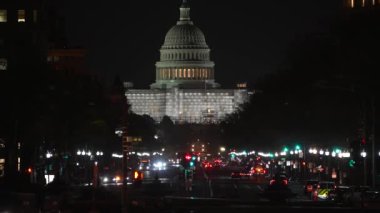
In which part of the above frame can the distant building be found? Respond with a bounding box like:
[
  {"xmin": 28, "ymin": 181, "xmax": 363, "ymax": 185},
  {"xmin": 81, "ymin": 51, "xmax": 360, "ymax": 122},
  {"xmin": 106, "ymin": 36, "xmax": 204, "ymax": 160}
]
[
  {"xmin": 343, "ymin": 0, "xmax": 380, "ymax": 8},
  {"xmin": 0, "ymin": 0, "xmax": 47, "ymax": 73},
  {"xmin": 47, "ymin": 48, "xmax": 89, "ymax": 74},
  {"xmin": 126, "ymin": 0, "xmax": 249, "ymax": 124}
]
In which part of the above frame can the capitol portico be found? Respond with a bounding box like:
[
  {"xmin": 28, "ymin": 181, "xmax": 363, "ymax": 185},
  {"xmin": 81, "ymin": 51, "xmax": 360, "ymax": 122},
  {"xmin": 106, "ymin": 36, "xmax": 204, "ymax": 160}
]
[{"xmin": 125, "ymin": 0, "xmax": 249, "ymax": 124}]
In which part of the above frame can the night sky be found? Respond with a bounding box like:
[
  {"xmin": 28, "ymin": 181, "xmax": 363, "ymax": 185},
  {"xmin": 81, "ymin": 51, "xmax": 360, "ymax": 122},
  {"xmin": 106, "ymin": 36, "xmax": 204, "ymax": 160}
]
[{"xmin": 61, "ymin": 0, "xmax": 341, "ymax": 88}]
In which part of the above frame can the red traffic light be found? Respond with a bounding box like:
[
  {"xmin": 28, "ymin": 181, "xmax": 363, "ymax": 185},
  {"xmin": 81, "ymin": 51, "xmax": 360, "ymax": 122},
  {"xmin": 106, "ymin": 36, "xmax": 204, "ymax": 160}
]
[
  {"xmin": 185, "ymin": 154, "xmax": 191, "ymax": 160},
  {"xmin": 361, "ymin": 138, "xmax": 366, "ymax": 145}
]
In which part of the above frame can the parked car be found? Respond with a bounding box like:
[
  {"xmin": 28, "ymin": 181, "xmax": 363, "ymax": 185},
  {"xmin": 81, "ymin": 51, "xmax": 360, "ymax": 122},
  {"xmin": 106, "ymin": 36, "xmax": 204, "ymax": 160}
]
[
  {"xmin": 330, "ymin": 185, "xmax": 351, "ymax": 203},
  {"xmin": 317, "ymin": 181, "xmax": 336, "ymax": 200}
]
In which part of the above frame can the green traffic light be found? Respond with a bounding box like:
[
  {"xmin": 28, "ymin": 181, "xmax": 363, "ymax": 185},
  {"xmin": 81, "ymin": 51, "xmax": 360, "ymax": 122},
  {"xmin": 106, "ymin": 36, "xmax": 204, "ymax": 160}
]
[
  {"xmin": 349, "ymin": 159, "xmax": 356, "ymax": 167},
  {"xmin": 189, "ymin": 162, "xmax": 194, "ymax": 167},
  {"xmin": 283, "ymin": 147, "xmax": 289, "ymax": 152},
  {"xmin": 295, "ymin": 145, "xmax": 301, "ymax": 150}
]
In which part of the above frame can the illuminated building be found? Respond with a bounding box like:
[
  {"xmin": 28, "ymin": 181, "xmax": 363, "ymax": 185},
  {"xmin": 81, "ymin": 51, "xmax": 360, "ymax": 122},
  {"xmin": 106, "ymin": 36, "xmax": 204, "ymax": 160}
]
[
  {"xmin": 344, "ymin": 0, "xmax": 380, "ymax": 8},
  {"xmin": 125, "ymin": 0, "xmax": 249, "ymax": 124},
  {"xmin": 0, "ymin": 0, "xmax": 46, "ymax": 73}
]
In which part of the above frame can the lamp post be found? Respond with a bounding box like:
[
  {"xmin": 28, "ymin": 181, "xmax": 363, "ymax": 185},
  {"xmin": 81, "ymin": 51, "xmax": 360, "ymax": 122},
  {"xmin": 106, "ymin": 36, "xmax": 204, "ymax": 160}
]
[
  {"xmin": 115, "ymin": 127, "xmax": 127, "ymax": 213},
  {"xmin": 361, "ymin": 150, "xmax": 367, "ymax": 186}
]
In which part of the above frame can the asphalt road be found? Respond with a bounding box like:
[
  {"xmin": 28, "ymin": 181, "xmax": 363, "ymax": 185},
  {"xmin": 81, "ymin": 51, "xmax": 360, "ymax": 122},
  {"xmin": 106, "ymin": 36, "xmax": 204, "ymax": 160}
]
[{"xmin": 2, "ymin": 166, "xmax": 378, "ymax": 212}]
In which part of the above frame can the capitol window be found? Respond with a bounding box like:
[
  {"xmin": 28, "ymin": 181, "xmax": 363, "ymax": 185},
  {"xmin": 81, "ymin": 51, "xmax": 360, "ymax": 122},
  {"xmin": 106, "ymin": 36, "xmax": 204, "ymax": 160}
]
[
  {"xmin": 18, "ymin": 10, "xmax": 26, "ymax": 22},
  {"xmin": 0, "ymin": 10, "xmax": 7, "ymax": 22}
]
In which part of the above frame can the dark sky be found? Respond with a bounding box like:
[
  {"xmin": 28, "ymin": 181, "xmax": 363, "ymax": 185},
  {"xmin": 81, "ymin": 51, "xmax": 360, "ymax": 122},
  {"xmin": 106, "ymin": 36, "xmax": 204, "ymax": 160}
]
[{"xmin": 61, "ymin": 0, "xmax": 341, "ymax": 88}]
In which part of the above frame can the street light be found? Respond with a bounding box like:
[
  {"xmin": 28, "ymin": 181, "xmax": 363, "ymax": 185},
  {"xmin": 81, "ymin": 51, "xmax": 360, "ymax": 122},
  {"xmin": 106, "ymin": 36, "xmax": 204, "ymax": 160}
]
[{"xmin": 361, "ymin": 150, "xmax": 368, "ymax": 186}]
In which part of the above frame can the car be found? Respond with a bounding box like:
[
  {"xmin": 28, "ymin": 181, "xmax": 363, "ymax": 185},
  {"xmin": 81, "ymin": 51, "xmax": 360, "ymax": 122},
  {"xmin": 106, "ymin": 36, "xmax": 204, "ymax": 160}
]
[
  {"xmin": 268, "ymin": 173, "xmax": 289, "ymax": 190},
  {"xmin": 317, "ymin": 181, "xmax": 336, "ymax": 200},
  {"xmin": 261, "ymin": 173, "xmax": 294, "ymax": 201},
  {"xmin": 250, "ymin": 165, "xmax": 267, "ymax": 175},
  {"xmin": 139, "ymin": 160, "xmax": 151, "ymax": 171},
  {"xmin": 304, "ymin": 180, "xmax": 319, "ymax": 195},
  {"xmin": 330, "ymin": 185, "xmax": 351, "ymax": 203},
  {"xmin": 203, "ymin": 161, "xmax": 213, "ymax": 169}
]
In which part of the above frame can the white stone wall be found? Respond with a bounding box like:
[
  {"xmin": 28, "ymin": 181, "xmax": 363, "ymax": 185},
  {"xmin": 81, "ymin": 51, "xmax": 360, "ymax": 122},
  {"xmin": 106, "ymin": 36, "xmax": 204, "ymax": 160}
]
[{"xmin": 126, "ymin": 88, "xmax": 248, "ymax": 124}]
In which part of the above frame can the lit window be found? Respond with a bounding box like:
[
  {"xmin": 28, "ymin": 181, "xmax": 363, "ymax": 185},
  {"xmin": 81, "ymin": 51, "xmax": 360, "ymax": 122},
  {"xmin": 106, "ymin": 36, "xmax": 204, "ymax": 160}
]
[
  {"xmin": 0, "ymin": 10, "xmax": 7, "ymax": 22},
  {"xmin": 33, "ymin": 10, "xmax": 38, "ymax": 23},
  {"xmin": 18, "ymin": 10, "xmax": 26, "ymax": 22}
]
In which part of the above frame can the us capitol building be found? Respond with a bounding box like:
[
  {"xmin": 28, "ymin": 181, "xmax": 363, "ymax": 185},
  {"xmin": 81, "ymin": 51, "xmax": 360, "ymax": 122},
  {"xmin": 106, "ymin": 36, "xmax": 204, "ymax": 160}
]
[{"xmin": 125, "ymin": 0, "xmax": 249, "ymax": 124}]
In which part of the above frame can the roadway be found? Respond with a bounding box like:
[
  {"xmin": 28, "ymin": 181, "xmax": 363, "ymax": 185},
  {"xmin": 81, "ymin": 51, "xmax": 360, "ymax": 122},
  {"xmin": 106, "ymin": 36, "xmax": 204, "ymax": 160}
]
[{"xmin": 3, "ymin": 165, "xmax": 377, "ymax": 212}]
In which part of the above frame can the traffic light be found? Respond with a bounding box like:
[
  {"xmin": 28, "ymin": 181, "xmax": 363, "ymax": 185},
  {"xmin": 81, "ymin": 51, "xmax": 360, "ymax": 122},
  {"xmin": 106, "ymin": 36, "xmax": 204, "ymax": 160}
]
[
  {"xmin": 27, "ymin": 167, "xmax": 32, "ymax": 174},
  {"xmin": 361, "ymin": 137, "xmax": 366, "ymax": 145},
  {"xmin": 182, "ymin": 153, "xmax": 194, "ymax": 169},
  {"xmin": 349, "ymin": 159, "xmax": 356, "ymax": 168}
]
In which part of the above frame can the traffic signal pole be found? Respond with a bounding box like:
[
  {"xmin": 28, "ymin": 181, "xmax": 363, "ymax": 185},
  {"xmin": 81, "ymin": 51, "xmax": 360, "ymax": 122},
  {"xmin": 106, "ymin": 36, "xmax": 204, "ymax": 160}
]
[
  {"xmin": 122, "ymin": 148, "xmax": 127, "ymax": 212},
  {"xmin": 371, "ymin": 96, "xmax": 376, "ymax": 188}
]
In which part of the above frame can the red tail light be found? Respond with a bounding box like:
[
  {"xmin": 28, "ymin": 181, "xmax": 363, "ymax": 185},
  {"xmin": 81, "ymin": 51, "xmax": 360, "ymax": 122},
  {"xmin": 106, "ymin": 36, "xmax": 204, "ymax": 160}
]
[
  {"xmin": 283, "ymin": 180, "xmax": 288, "ymax": 185},
  {"xmin": 270, "ymin": 179, "xmax": 276, "ymax": 185}
]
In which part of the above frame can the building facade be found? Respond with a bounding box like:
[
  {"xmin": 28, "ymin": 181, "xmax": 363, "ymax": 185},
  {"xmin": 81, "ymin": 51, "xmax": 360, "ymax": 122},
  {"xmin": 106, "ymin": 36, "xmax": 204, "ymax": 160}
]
[
  {"xmin": 344, "ymin": 0, "xmax": 380, "ymax": 8},
  {"xmin": 126, "ymin": 0, "xmax": 249, "ymax": 124}
]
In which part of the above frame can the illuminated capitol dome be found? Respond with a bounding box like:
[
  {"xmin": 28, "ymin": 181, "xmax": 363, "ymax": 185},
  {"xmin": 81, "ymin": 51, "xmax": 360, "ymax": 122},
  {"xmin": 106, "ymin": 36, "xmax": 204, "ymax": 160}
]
[
  {"xmin": 126, "ymin": 0, "xmax": 249, "ymax": 124},
  {"xmin": 151, "ymin": 0, "xmax": 219, "ymax": 89}
]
